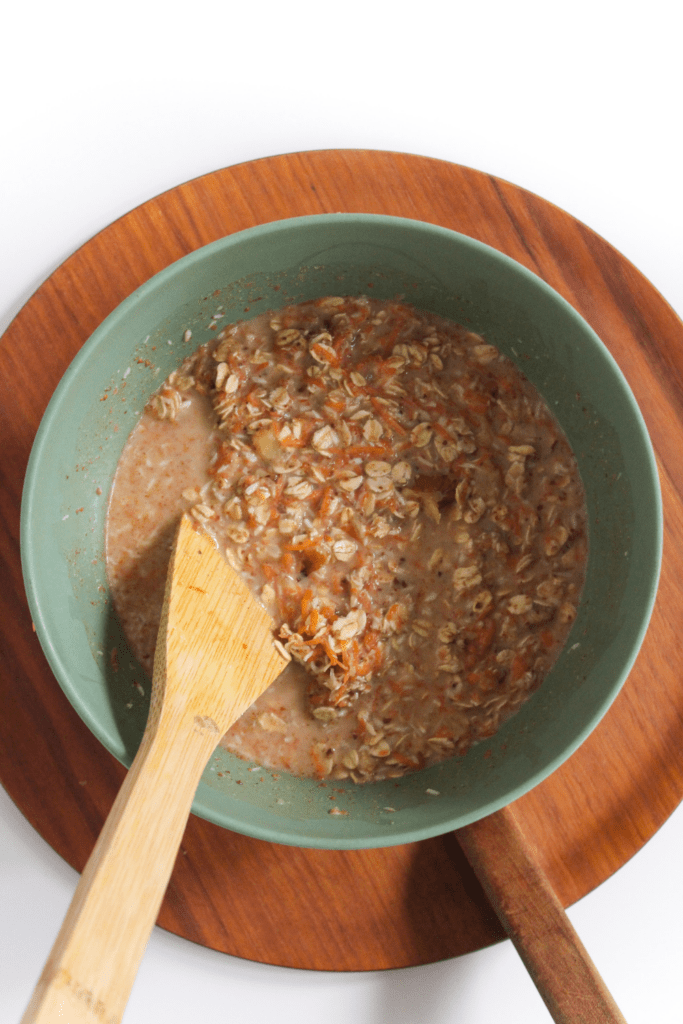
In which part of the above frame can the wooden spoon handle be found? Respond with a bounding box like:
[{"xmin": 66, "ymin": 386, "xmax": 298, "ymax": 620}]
[
  {"xmin": 21, "ymin": 712, "xmax": 219, "ymax": 1024},
  {"xmin": 456, "ymin": 805, "xmax": 627, "ymax": 1024}
]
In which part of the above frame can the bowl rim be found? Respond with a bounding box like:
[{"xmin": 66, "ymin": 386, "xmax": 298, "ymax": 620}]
[{"xmin": 20, "ymin": 212, "xmax": 663, "ymax": 848}]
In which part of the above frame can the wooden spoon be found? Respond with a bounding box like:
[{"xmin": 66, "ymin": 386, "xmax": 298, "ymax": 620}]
[{"xmin": 21, "ymin": 514, "xmax": 289, "ymax": 1024}]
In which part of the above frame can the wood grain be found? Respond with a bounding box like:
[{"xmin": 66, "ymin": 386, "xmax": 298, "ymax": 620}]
[
  {"xmin": 457, "ymin": 807, "xmax": 627, "ymax": 1024},
  {"xmin": 2, "ymin": 150, "xmax": 682, "ymax": 971}
]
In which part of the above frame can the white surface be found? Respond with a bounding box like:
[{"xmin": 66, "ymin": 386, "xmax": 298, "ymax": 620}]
[{"xmin": 2, "ymin": 1, "xmax": 682, "ymax": 1021}]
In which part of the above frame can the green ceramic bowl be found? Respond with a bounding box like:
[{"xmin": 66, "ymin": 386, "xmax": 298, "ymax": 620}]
[{"xmin": 21, "ymin": 214, "xmax": 662, "ymax": 849}]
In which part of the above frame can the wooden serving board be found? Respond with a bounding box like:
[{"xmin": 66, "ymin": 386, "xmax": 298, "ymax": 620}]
[{"xmin": 2, "ymin": 150, "xmax": 682, "ymax": 972}]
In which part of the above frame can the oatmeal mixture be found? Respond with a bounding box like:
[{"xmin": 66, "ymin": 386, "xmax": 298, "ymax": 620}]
[{"xmin": 106, "ymin": 296, "xmax": 588, "ymax": 783}]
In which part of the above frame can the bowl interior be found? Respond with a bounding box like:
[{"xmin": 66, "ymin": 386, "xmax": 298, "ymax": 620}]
[{"xmin": 21, "ymin": 214, "xmax": 662, "ymax": 849}]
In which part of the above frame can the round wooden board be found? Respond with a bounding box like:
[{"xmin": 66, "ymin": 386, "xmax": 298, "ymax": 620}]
[{"xmin": 2, "ymin": 150, "xmax": 682, "ymax": 972}]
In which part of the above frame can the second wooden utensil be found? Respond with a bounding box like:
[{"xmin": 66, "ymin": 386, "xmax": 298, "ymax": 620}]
[{"xmin": 457, "ymin": 808, "xmax": 628, "ymax": 1023}]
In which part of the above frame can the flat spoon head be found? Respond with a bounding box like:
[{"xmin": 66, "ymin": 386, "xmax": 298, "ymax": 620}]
[{"xmin": 152, "ymin": 513, "xmax": 290, "ymax": 735}]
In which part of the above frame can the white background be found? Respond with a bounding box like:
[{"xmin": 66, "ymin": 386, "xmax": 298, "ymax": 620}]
[{"xmin": 2, "ymin": 1, "xmax": 682, "ymax": 1021}]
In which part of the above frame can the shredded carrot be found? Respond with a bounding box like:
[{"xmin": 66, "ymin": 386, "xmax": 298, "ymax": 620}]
[
  {"xmin": 355, "ymin": 646, "xmax": 384, "ymax": 677},
  {"xmin": 281, "ymin": 552, "xmax": 297, "ymax": 575},
  {"xmin": 306, "ymin": 608, "xmax": 321, "ymax": 635},
  {"xmin": 354, "ymin": 589, "xmax": 374, "ymax": 613},
  {"xmin": 510, "ymin": 653, "xmax": 529, "ymax": 683},
  {"xmin": 318, "ymin": 486, "xmax": 335, "ymax": 517},
  {"xmin": 370, "ymin": 397, "xmax": 408, "ymax": 436},
  {"xmin": 467, "ymin": 669, "xmax": 497, "ymax": 691},
  {"xmin": 311, "ymin": 745, "xmax": 329, "ymax": 776},
  {"xmin": 329, "ymin": 574, "xmax": 346, "ymax": 595},
  {"xmin": 279, "ymin": 422, "xmax": 317, "ymax": 448},
  {"xmin": 285, "ymin": 536, "xmax": 320, "ymax": 552},
  {"xmin": 310, "ymin": 342, "xmax": 340, "ymax": 366},
  {"xmin": 389, "ymin": 751, "xmax": 421, "ymax": 768},
  {"xmin": 338, "ymin": 443, "xmax": 392, "ymax": 460},
  {"xmin": 300, "ymin": 588, "xmax": 314, "ymax": 619},
  {"xmin": 322, "ymin": 638, "xmax": 342, "ymax": 666},
  {"xmin": 540, "ymin": 629, "xmax": 556, "ymax": 650},
  {"xmin": 341, "ymin": 639, "xmax": 361, "ymax": 683},
  {"xmin": 463, "ymin": 389, "xmax": 490, "ymax": 416},
  {"xmin": 462, "ymin": 620, "xmax": 496, "ymax": 670},
  {"xmin": 324, "ymin": 397, "xmax": 346, "ymax": 413},
  {"xmin": 378, "ymin": 312, "xmax": 409, "ymax": 354}
]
